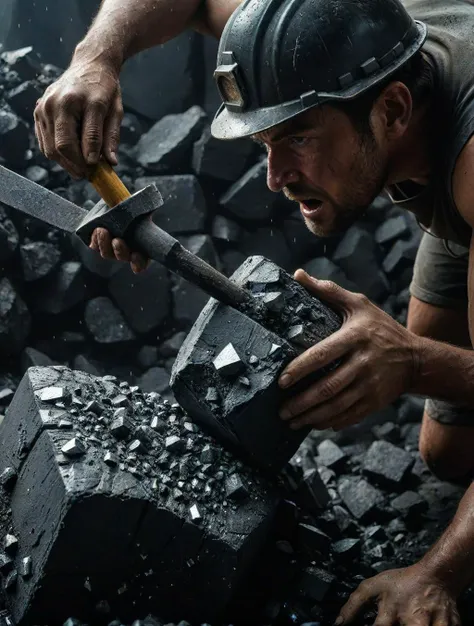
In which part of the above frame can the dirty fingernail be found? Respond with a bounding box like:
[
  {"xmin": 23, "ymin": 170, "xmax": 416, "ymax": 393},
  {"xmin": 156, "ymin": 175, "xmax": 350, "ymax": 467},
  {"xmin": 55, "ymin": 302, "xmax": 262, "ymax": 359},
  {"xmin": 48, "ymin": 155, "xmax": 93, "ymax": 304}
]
[
  {"xmin": 279, "ymin": 373, "xmax": 292, "ymax": 388},
  {"xmin": 87, "ymin": 152, "xmax": 98, "ymax": 163},
  {"xmin": 334, "ymin": 616, "xmax": 344, "ymax": 626}
]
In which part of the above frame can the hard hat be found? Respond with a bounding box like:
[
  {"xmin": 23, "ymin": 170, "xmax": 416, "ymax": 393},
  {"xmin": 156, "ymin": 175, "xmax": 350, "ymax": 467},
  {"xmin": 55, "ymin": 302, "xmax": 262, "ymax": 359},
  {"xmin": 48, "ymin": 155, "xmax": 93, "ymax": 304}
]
[{"xmin": 211, "ymin": 0, "xmax": 427, "ymax": 140}]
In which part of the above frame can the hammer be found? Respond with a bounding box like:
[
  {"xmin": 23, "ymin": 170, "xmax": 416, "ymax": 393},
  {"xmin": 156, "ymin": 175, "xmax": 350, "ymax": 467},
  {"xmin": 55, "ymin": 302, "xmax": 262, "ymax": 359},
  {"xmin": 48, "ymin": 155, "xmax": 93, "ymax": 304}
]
[
  {"xmin": 0, "ymin": 160, "xmax": 338, "ymax": 350},
  {"xmin": 85, "ymin": 160, "xmax": 268, "ymax": 321}
]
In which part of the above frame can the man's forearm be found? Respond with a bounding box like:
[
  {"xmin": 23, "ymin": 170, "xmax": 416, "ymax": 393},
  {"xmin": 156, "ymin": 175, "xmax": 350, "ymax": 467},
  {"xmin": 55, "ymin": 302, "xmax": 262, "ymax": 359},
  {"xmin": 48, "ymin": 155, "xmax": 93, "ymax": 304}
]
[
  {"xmin": 73, "ymin": 0, "xmax": 204, "ymax": 70},
  {"xmin": 419, "ymin": 481, "xmax": 474, "ymax": 595},
  {"xmin": 412, "ymin": 335, "xmax": 474, "ymax": 405}
]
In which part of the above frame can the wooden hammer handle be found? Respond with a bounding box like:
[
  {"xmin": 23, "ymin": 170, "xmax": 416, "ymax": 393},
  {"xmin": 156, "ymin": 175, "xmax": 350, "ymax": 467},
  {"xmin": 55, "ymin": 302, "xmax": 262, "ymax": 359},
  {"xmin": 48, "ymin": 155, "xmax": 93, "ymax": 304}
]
[{"xmin": 88, "ymin": 160, "xmax": 131, "ymax": 208}]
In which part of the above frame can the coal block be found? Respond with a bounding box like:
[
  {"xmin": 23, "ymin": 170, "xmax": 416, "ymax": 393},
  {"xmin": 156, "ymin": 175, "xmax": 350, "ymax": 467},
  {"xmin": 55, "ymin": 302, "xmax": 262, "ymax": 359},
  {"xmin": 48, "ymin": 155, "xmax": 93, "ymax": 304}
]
[
  {"xmin": 382, "ymin": 237, "xmax": 419, "ymax": 276},
  {"xmin": 6, "ymin": 81, "xmax": 42, "ymax": 120},
  {"xmin": 283, "ymin": 212, "xmax": 324, "ymax": 263},
  {"xmin": 297, "ymin": 523, "xmax": 331, "ymax": 556},
  {"xmin": 372, "ymin": 422, "xmax": 400, "ymax": 443},
  {"xmin": 19, "ymin": 241, "xmax": 61, "ymax": 282},
  {"xmin": 333, "ymin": 227, "xmax": 389, "ymax": 301},
  {"xmin": 137, "ymin": 367, "xmax": 170, "ymax": 395},
  {"xmin": 297, "ymin": 566, "xmax": 335, "ymax": 602},
  {"xmin": 192, "ymin": 127, "xmax": 254, "ymax": 181},
  {"xmin": 316, "ymin": 440, "xmax": 347, "ymax": 471},
  {"xmin": 1, "ymin": 47, "xmax": 41, "ymax": 80},
  {"xmin": 135, "ymin": 175, "xmax": 206, "ymax": 234},
  {"xmin": 220, "ymin": 159, "xmax": 278, "ymax": 221},
  {"xmin": 0, "ymin": 110, "xmax": 29, "ymax": 168},
  {"xmin": 241, "ymin": 228, "xmax": 292, "ymax": 271},
  {"xmin": 158, "ymin": 332, "xmax": 187, "ymax": 358},
  {"xmin": 21, "ymin": 348, "xmax": 56, "ymax": 372},
  {"xmin": 171, "ymin": 256, "xmax": 341, "ymax": 470},
  {"xmin": 212, "ymin": 216, "xmax": 242, "ymax": 244},
  {"xmin": 332, "ymin": 538, "xmax": 361, "ymax": 563},
  {"xmin": 108, "ymin": 262, "xmax": 170, "ymax": 334},
  {"xmin": 363, "ymin": 441, "xmax": 414, "ymax": 489},
  {"xmin": 303, "ymin": 257, "xmax": 358, "ymax": 292},
  {"xmin": 36, "ymin": 262, "xmax": 87, "ymax": 315},
  {"xmin": 375, "ymin": 215, "xmax": 409, "ymax": 245},
  {"xmin": 391, "ymin": 491, "xmax": 428, "ymax": 519},
  {"xmin": 136, "ymin": 106, "xmax": 207, "ymax": 171},
  {"xmin": 398, "ymin": 395, "xmax": 425, "ymax": 424},
  {"xmin": 0, "ymin": 366, "xmax": 278, "ymax": 625},
  {"xmin": 338, "ymin": 477, "xmax": 384, "ymax": 522},
  {"xmin": 84, "ymin": 298, "xmax": 135, "ymax": 343},
  {"xmin": 0, "ymin": 208, "xmax": 19, "ymax": 264},
  {"xmin": 0, "ymin": 278, "xmax": 31, "ymax": 356}
]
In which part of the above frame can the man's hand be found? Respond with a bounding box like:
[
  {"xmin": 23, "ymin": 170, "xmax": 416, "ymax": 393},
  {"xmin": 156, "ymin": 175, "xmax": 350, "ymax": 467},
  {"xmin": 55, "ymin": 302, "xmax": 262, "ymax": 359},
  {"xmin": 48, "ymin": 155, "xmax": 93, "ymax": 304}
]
[
  {"xmin": 34, "ymin": 56, "xmax": 123, "ymax": 179},
  {"xmin": 336, "ymin": 565, "xmax": 461, "ymax": 626},
  {"xmin": 88, "ymin": 213, "xmax": 153, "ymax": 275},
  {"xmin": 278, "ymin": 270, "xmax": 420, "ymax": 430}
]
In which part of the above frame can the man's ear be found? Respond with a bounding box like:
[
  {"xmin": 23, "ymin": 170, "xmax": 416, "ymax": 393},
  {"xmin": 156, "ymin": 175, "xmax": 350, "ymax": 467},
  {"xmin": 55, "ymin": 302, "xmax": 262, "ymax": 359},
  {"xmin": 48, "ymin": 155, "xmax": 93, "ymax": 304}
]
[{"xmin": 372, "ymin": 81, "xmax": 412, "ymax": 139}]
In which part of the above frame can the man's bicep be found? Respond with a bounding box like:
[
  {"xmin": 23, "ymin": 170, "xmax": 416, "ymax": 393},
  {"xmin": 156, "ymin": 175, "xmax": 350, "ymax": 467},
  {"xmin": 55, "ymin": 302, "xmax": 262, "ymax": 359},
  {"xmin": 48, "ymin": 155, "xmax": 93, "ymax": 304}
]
[{"xmin": 191, "ymin": 0, "xmax": 242, "ymax": 38}]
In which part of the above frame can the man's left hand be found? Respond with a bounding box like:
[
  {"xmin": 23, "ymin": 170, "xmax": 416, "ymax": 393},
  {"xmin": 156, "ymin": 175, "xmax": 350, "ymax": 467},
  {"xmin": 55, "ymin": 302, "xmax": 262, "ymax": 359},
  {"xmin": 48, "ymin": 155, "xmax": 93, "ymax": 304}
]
[
  {"xmin": 278, "ymin": 270, "xmax": 420, "ymax": 431},
  {"xmin": 335, "ymin": 565, "xmax": 461, "ymax": 626}
]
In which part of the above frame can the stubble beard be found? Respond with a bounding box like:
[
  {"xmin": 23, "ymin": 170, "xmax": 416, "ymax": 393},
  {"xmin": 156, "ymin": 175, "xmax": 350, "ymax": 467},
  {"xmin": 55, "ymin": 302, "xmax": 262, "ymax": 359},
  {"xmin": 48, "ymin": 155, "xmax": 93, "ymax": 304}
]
[{"xmin": 299, "ymin": 133, "xmax": 388, "ymax": 237}]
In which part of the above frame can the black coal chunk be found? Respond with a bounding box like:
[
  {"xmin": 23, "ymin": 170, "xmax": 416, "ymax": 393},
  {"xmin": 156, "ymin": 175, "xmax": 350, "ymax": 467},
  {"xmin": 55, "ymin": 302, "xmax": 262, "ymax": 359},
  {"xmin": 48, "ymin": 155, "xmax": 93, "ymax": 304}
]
[
  {"xmin": 192, "ymin": 127, "xmax": 254, "ymax": 181},
  {"xmin": 108, "ymin": 262, "xmax": 170, "ymax": 334},
  {"xmin": 391, "ymin": 491, "xmax": 428, "ymax": 519},
  {"xmin": 333, "ymin": 226, "xmax": 389, "ymax": 302},
  {"xmin": 0, "ymin": 366, "xmax": 278, "ymax": 625},
  {"xmin": 363, "ymin": 441, "xmax": 414, "ymax": 489},
  {"xmin": 6, "ymin": 81, "xmax": 42, "ymax": 120},
  {"xmin": 135, "ymin": 175, "xmax": 207, "ymax": 234},
  {"xmin": 84, "ymin": 297, "xmax": 135, "ymax": 343},
  {"xmin": 219, "ymin": 158, "xmax": 278, "ymax": 221},
  {"xmin": 297, "ymin": 566, "xmax": 335, "ymax": 602},
  {"xmin": 36, "ymin": 262, "xmax": 87, "ymax": 315},
  {"xmin": 0, "ymin": 207, "xmax": 19, "ymax": 263},
  {"xmin": 20, "ymin": 241, "xmax": 61, "ymax": 282},
  {"xmin": 338, "ymin": 477, "xmax": 384, "ymax": 522},
  {"xmin": 0, "ymin": 278, "xmax": 31, "ymax": 355},
  {"xmin": 171, "ymin": 256, "xmax": 341, "ymax": 471},
  {"xmin": 317, "ymin": 440, "xmax": 347, "ymax": 471},
  {"xmin": 136, "ymin": 105, "xmax": 207, "ymax": 171},
  {"xmin": 331, "ymin": 538, "xmax": 361, "ymax": 563},
  {"xmin": 0, "ymin": 110, "xmax": 29, "ymax": 168}
]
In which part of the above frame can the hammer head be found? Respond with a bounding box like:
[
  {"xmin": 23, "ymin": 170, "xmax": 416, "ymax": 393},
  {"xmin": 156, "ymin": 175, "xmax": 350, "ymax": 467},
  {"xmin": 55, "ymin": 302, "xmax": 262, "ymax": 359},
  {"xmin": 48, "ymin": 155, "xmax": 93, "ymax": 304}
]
[{"xmin": 75, "ymin": 185, "xmax": 163, "ymax": 244}]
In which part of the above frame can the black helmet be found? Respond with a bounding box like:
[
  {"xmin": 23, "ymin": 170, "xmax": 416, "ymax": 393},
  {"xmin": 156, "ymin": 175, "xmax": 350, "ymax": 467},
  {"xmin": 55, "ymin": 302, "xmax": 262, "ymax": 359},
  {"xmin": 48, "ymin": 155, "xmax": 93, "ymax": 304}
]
[{"xmin": 211, "ymin": 0, "xmax": 427, "ymax": 140}]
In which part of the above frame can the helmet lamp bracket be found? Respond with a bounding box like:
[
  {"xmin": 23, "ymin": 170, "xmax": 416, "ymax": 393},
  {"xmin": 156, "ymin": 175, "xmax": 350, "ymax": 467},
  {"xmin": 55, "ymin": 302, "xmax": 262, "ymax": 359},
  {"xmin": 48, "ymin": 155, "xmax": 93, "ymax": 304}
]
[{"xmin": 214, "ymin": 51, "xmax": 247, "ymax": 112}]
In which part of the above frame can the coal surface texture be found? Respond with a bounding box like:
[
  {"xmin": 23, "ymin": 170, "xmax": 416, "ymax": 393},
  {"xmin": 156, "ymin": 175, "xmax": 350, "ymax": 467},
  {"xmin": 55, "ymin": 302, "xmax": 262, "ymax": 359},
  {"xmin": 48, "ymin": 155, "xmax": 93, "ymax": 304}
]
[
  {"xmin": 170, "ymin": 256, "xmax": 341, "ymax": 471},
  {"xmin": 0, "ymin": 367, "xmax": 278, "ymax": 625}
]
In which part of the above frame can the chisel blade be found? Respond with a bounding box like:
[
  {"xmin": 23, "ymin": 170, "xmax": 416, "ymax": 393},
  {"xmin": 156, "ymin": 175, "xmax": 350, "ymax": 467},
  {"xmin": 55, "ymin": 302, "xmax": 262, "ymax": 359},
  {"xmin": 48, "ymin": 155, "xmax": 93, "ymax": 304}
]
[{"xmin": 0, "ymin": 165, "xmax": 87, "ymax": 233}]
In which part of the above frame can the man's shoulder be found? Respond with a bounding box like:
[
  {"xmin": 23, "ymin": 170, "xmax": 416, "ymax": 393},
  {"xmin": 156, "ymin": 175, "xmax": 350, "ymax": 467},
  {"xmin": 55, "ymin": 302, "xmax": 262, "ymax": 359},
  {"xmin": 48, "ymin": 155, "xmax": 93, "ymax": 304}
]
[{"xmin": 452, "ymin": 136, "xmax": 474, "ymax": 231}]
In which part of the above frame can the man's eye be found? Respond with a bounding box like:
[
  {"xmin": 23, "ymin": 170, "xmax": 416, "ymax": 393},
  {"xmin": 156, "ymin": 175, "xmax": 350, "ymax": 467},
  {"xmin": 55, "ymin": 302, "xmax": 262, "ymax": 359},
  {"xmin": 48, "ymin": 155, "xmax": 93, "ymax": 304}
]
[{"xmin": 289, "ymin": 136, "xmax": 310, "ymax": 147}]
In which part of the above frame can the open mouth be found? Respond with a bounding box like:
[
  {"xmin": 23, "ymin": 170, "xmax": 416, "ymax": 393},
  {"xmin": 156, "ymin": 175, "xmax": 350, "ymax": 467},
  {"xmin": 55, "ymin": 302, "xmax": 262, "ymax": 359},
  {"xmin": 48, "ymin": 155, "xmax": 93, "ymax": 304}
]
[{"xmin": 300, "ymin": 200, "xmax": 323, "ymax": 216}]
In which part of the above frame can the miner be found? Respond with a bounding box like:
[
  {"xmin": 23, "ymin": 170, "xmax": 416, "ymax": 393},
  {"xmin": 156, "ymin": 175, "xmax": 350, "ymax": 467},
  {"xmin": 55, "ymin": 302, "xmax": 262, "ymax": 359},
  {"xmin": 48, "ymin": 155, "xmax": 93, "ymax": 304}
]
[{"xmin": 34, "ymin": 0, "xmax": 474, "ymax": 622}]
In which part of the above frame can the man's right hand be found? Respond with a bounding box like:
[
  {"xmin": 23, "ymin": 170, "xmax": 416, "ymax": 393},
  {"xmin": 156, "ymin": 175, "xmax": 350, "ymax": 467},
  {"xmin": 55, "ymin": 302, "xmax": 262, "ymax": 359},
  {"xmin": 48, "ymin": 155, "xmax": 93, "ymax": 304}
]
[
  {"xmin": 34, "ymin": 56, "xmax": 123, "ymax": 180},
  {"xmin": 34, "ymin": 56, "xmax": 152, "ymax": 273}
]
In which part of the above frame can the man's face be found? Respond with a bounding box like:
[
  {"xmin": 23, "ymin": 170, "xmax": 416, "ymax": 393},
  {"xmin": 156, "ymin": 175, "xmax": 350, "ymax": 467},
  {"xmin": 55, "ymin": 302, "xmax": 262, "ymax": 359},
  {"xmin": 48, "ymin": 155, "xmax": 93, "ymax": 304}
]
[{"xmin": 252, "ymin": 106, "xmax": 389, "ymax": 237}]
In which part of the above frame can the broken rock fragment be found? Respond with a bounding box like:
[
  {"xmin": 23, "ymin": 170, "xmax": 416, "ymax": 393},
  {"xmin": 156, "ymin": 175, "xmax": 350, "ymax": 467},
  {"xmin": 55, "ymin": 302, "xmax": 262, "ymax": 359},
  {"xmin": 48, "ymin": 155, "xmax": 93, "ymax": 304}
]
[
  {"xmin": 0, "ymin": 366, "xmax": 278, "ymax": 625},
  {"xmin": 363, "ymin": 440, "xmax": 414, "ymax": 489},
  {"xmin": 213, "ymin": 343, "xmax": 245, "ymax": 377}
]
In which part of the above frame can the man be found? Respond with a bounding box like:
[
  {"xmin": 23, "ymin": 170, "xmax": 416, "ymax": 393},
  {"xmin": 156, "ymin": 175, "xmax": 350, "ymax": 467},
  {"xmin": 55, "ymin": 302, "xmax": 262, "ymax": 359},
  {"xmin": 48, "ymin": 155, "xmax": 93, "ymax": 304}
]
[{"xmin": 33, "ymin": 0, "xmax": 474, "ymax": 623}]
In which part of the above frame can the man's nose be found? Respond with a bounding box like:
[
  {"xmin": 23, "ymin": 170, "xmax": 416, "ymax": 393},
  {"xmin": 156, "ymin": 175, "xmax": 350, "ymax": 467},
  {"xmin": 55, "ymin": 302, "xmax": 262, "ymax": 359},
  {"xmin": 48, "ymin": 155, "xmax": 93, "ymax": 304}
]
[{"xmin": 266, "ymin": 150, "xmax": 299, "ymax": 192}]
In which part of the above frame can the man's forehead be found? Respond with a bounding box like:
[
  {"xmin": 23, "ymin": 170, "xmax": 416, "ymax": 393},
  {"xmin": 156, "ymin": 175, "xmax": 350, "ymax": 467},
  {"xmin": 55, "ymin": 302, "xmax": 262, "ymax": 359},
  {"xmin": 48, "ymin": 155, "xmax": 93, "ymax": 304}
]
[{"xmin": 252, "ymin": 109, "xmax": 324, "ymax": 143}]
